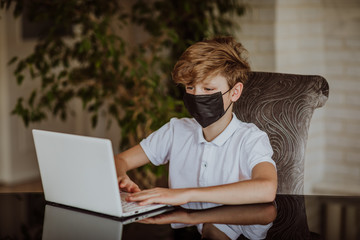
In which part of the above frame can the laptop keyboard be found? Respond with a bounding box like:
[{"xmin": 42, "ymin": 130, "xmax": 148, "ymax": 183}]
[{"xmin": 120, "ymin": 192, "xmax": 152, "ymax": 213}]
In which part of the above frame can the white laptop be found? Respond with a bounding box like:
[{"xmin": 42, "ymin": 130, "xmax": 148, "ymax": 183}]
[{"xmin": 32, "ymin": 129, "xmax": 168, "ymax": 218}]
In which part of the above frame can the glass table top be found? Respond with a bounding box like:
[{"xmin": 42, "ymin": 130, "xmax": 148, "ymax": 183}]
[{"xmin": 0, "ymin": 193, "xmax": 359, "ymax": 240}]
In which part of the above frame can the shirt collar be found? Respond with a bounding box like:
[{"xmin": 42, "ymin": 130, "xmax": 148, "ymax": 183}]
[{"xmin": 196, "ymin": 113, "xmax": 240, "ymax": 146}]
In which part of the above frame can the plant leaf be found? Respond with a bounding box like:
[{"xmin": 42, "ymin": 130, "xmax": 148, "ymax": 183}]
[{"xmin": 8, "ymin": 56, "xmax": 18, "ymax": 65}]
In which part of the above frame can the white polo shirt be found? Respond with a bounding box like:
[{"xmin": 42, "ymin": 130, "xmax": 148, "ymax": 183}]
[{"xmin": 140, "ymin": 113, "xmax": 275, "ymax": 189}]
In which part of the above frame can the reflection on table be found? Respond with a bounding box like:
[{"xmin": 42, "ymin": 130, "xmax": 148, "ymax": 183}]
[
  {"xmin": 43, "ymin": 204, "xmax": 122, "ymax": 240},
  {"xmin": 141, "ymin": 202, "xmax": 276, "ymax": 240},
  {"xmin": 0, "ymin": 193, "xmax": 359, "ymax": 240}
]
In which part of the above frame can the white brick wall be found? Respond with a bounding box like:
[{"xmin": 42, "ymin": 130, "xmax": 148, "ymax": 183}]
[
  {"xmin": 236, "ymin": 0, "xmax": 276, "ymax": 71},
  {"xmin": 322, "ymin": 0, "xmax": 360, "ymax": 189}
]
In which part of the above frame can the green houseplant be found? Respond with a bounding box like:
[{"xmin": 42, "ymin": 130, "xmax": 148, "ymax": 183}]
[{"xmin": 1, "ymin": 0, "xmax": 246, "ymax": 187}]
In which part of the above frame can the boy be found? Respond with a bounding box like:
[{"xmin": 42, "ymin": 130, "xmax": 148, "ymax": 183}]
[{"xmin": 115, "ymin": 36, "xmax": 277, "ymax": 206}]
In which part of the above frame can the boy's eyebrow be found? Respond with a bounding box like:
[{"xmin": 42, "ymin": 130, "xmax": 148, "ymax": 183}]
[{"xmin": 202, "ymin": 80, "xmax": 216, "ymax": 87}]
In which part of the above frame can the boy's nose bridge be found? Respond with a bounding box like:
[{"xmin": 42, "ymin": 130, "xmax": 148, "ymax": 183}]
[{"xmin": 194, "ymin": 86, "xmax": 203, "ymax": 95}]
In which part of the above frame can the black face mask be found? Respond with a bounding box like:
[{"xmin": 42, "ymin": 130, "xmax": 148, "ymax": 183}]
[{"xmin": 183, "ymin": 89, "xmax": 233, "ymax": 128}]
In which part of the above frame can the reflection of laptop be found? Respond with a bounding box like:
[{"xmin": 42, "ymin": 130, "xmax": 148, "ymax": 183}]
[
  {"xmin": 33, "ymin": 129, "xmax": 167, "ymax": 218},
  {"xmin": 43, "ymin": 204, "xmax": 123, "ymax": 240},
  {"xmin": 42, "ymin": 204, "xmax": 172, "ymax": 240}
]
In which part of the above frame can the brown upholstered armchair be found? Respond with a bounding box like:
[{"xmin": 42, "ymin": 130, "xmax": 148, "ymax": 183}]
[{"xmin": 234, "ymin": 72, "xmax": 329, "ymax": 194}]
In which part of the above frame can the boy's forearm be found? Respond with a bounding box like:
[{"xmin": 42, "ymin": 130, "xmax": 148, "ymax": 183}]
[
  {"xmin": 186, "ymin": 179, "xmax": 277, "ymax": 205},
  {"xmin": 186, "ymin": 162, "xmax": 277, "ymax": 205}
]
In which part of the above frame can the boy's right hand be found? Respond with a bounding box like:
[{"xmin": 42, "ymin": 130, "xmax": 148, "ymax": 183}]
[{"xmin": 118, "ymin": 175, "xmax": 141, "ymax": 193}]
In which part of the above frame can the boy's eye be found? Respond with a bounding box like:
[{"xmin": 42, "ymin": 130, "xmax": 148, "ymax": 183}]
[
  {"xmin": 186, "ymin": 86, "xmax": 194, "ymax": 90},
  {"xmin": 204, "ymin": 88, "xmax": 214, "ymax": 91}
]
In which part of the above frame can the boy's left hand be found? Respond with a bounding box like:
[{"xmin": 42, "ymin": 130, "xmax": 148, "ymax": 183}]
[
  {"xmin": 126, "ymin": 187, "xmax": 190, "ymax": 206},
  {"xmin": 138, "ymin": 209, "xmax": 192, "ymax": 224}
]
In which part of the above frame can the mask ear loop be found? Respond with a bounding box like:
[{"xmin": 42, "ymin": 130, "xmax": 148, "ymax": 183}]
[
  {"xmin": 222, "ymin": 88, "xmax": 232, "ymax": 95},
  {"xmin": 222, "ymin": 87, "xmax": 234, "ymax": 114},
  {"xmin": 224, "ymin": 101, "xmax": 233, "ymax": 113}
]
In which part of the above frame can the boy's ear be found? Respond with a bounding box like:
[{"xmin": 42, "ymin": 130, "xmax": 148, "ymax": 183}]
[{"xmin": 231, "ymin": 82, "xmax": 243, "ymax": 102}]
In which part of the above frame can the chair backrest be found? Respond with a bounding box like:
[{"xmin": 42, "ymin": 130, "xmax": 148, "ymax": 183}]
[{"xmin": 234, "ymin": 72, "xmax": 329, "ymax": 194}]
